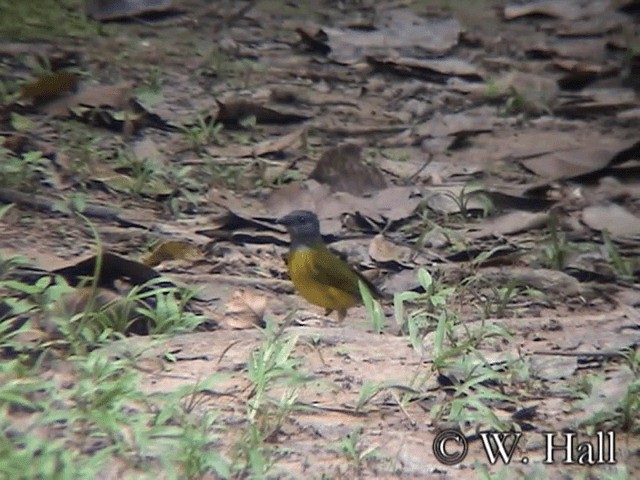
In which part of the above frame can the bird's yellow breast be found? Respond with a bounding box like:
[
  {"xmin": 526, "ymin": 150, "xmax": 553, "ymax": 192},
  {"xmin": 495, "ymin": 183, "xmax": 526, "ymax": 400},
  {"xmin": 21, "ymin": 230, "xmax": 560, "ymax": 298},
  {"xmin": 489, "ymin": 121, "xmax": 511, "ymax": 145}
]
[{"xmin": 287, "ymin": 246, "xmax": 361, "ymax": 311}]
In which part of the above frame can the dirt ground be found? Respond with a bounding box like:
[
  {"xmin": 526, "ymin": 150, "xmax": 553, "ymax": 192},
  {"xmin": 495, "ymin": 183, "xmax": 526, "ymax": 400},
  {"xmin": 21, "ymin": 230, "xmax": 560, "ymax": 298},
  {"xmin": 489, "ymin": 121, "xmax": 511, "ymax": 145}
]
[{"xmin": 1, "ymin": 0, "xmax": 640, "ymax": 478}]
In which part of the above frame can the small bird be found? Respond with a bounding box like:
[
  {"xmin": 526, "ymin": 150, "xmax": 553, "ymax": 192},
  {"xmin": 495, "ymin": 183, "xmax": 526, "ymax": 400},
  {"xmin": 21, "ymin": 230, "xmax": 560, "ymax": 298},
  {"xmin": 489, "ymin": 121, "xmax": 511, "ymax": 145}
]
[{"xmin": 277, "ymin": 210, "xmax": 381, "ymax": 321}]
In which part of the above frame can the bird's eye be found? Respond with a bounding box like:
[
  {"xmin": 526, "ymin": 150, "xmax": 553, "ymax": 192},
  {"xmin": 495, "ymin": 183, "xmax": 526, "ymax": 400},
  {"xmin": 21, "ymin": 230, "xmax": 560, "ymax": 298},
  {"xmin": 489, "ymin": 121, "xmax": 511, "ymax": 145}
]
[{"xmin": 298, "ymin": 215, "xmax": 306, "ymax": 223}]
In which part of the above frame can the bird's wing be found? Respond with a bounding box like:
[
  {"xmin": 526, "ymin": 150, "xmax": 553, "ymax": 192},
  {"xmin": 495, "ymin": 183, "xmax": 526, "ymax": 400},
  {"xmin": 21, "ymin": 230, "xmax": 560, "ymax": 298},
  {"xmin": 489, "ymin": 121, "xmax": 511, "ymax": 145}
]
[{"xmin": 307, "ymin": 246, "xmax": 372, "ymax": 298}]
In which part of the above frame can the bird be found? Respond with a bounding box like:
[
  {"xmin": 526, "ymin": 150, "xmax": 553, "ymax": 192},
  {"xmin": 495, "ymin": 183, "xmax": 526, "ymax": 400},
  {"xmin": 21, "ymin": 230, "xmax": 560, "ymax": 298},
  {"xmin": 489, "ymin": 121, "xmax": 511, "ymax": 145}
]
[{"xmin": 277, "ymin": 209, "xmax": 381, "ymax": 321}]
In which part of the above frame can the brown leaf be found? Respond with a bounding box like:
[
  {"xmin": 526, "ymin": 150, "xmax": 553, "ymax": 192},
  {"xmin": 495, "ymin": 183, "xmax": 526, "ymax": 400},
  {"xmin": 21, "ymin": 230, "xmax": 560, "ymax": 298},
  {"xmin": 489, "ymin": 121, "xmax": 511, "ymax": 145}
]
[
  {"xmin": 368, "ymin": 234, "xmax": 412, "ymax": 265},
  {"xmin": 321, "ymin": 10, "xmax": 460, "ymax": 64},
  {"xmin": 265, "ymin": 180, "xmax": 331, "ymax": 219},
  {"xmin": 519, "ymin": 138, "xmax": 640, "ymax": 181},
  {"xmin": 85, "ymin": 0, "xmax": 177, "ymax": 21},
  {"xmin": 554, "ymin": 88, "xmax": 639, "ymax": 117},
  {"xmin": 470, "ymin": 211, "xmax": 550, "ymax": 239},
  {"xmin": 295, "ymin": 27, "xmax": 331, "ymax": 55},
  {"xmin": 40, "ymin": 83, "xmax": 174, "ymax": 133},
  {"xmin": 20, "ymin": 70, "xmax": 79, "ymax": 104},
  {"xmin": 222, "ymin": 289, "xmax": 267, "ymax": 329},
  {"xmin": 141, "ymin": 241, "xmax": 203, "ymax": 267},
  {"xmin": 45, "ymin": 287, "xmax": 147, "ymax": 336},
  {"xmin": 504, "ymin": 1, "xmax": 603, "ymax": 20},
  {"xmin": 521, "ymin": 148, "xmax": 617, "ymax": 179},
  {"xmin": 53, "ymin": 251, "xmax": 163, "ymax": 289},
  {"xmin": 214, "ymin": 99, "xmax": 309, "ymax": 127},
  {"xmin": 266, "ymin": 181, "xmax": 421, "ymax": 235},
  {"xmin": 207, "ymin": 127, "xmax": 305, "ymax": 158},
  {"xmin": 582, "ymin": 204, "xmax": 640, "ymax": 238},
  {"xmin": 367, "ymin": 56, "xmax": 483, "ymax": 83},
  {"xmin": 493, "ymin": 71, "xmax": 559, "ymax": 114},
  {"xmin": 310, "ymin": 143, "xmax": 387, "ymax": 195},
  {"xmin": 42, "ymin": 83, "xmax": 133, "ymax": 117},
  {"xmin": 2, "ymin": 134, "xmax": 28, "ymax": 154}
]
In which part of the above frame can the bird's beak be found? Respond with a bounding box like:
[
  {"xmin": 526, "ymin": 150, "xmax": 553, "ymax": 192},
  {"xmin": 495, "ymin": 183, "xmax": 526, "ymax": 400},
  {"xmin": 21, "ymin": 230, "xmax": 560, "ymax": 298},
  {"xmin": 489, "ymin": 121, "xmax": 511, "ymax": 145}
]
[{"xmin": 276, "ymin": 214, "xmax": 292, "ymax": 226}]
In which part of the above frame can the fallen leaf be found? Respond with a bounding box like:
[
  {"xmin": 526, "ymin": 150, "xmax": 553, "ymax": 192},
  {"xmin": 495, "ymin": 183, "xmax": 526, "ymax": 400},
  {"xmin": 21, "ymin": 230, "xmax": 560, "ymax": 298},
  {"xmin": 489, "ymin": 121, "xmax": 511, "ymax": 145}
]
[
  {"xmin": 214, "ymin": 99, "xmax": 309, "ymax": 127},
  {"xmin": 295, "ymin": 27, "xmax": 331, "ymax": 55},
  {"xmin": 42, "ymin": 83, "xmax": 132, "ymax": 116},
  {"xmin": 95, "ymin": 171, "xmax": 174, "ymax": 197},
  {"xmin": 318, "ymin": 10, "xmax": 460, "ymax": 64},
  {"xmin": 310, "ymin": 143, "xmax": 387, "ymax": 195},
  {"xmin": 45, "ymin": 287, "xmax": 147, "ymax": 336},
  {"xmin": 368, "ymin": 234, "xmax": 412, "ymax": 265},
  {"xmin": 141, "ymin": 241, "xmax": 203, "ymax": 267},
  {"xmin": 222, "ymin": 289, "xmax": 267, "ymax": 329},
  {"xmin": 207, "ymin": 127, "xmax": 305, "ymax": 158},
  {"xmin": 367, "ymin": 56, "xmax": 483, "ymax": 83},
  {"xmin": 520, "ymin": 148, "xmax": 617, "ymax": 179},
  {"xmin": 264, "ymin": 180, "xmax": 331, "ymax": 219},
  {"xmin": 582, "ymin": 203, "xmax": 640, "ymax": 238},
  {"xmin": 53, "ymin": 251, "xmax": 163, "ymax": 289},
  {"xmin": 504, "ymin": 0, "xmax": 604, "ymax": 20},
  {"xmin": 85, "ymin": 0, "xmax": 179, "ymax": 21},
  {"xmin": 493, "ymin": 71, "xmax": 559, "ymax": 114},
  {"xmin": 519, "ymin": 138, "xmax": 640, "ymax": 180},
  {"xmin": 20, "ymin": 70, "xmax": 79, "ymax": 104},
  {"xmin": 554, "ymin": 88, "xmax": 639, "ymax": 117},
  {"xmin": 470, "ymin": 211, "xmax": 550, "ymax": 239}
]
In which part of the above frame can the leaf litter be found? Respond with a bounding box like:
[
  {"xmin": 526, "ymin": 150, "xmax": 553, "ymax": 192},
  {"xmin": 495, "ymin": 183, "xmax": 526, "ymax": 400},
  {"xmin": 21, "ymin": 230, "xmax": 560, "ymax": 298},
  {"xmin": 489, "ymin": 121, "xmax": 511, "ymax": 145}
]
[{"xmin": 1, "ymin": 0, "xmax": 640, "ymax": 477}]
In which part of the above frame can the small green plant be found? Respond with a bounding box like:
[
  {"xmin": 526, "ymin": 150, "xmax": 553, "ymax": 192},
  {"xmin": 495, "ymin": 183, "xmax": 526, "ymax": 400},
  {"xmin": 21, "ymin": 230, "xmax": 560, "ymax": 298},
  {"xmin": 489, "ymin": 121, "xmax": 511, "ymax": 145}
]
[
  {"xmin": 0, "ymin": 149, "xmax": 54, "ymax": 191},
  {"xmin": 135, "ymin": 279, "xmax": 205, "ymax": 334},
  {"xmin": 202, "ymin": 156, "xmax": 246, "ymax": 190},
  {"xmin": 430, "ymin": 351, "xmax": 516, "ymax": 432},
  {"xmin": 232, "ymin": 319, "xmax": 310, "ymax": 477},
  {"xmin": 540, "ymin": 213, "xmax": 571, "ymax": 270},
  {"xmin": 578, "ymin": 348, "xmax": 640, "ymax": 434},
  {"xmin": 464, "ymin": 275, "xmax": 521, "ymax": 319},
  {"xmin": 181, "ymin": 115, "xmax": 224, "ymax": 153},
  {"xmin": 334, "ymin": 429, "xmax": 379, "ymax": 472},
  {"xmin": 245, "ymin": 320, "xmax": 303, "ymax": 423},
  {"xmin": 442, "ymin": 184, "xmax": 475, "ymax": 221},
  {"xmin": 359, "ymin": 280, "xmax": 385, "ymax": 334},
  {"xmin": 602, "ymin": 231, "xmax": 635, "ymax": 280},
  {"xmin": 394, "ymin": 268, "xmax": 457, "ymax": 356},
  {"xmin": 115, "ymin": 147, "xmax": 163, "ymax": 196}
]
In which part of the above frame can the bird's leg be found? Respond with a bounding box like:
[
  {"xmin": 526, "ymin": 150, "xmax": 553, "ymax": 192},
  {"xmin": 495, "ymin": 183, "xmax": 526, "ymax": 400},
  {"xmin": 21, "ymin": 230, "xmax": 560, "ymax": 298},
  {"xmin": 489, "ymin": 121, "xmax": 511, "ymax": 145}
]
[
  {"xmin": 337, "ymin": 309, "xmax": 347, "ymax": 322},
  {"xmin": 324, "ymin": 308, "xmax": 333, "ymax": 316}
]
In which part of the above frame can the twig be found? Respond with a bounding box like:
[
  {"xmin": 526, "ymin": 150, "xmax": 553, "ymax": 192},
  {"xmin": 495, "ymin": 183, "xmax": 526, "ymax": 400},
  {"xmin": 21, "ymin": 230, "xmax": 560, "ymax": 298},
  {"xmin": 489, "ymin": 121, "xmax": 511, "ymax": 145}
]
[{"xmin": 532, "ymin": 350, "xmax": 629, "ymax": 359}]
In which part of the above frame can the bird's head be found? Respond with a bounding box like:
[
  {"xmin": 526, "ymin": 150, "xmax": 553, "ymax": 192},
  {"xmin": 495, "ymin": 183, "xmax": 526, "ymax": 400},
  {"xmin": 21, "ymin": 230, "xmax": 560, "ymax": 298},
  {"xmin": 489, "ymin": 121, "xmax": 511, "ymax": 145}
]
[{"xmin": 277, "ymin": 210, "xmax": 322, "ymax": 247}]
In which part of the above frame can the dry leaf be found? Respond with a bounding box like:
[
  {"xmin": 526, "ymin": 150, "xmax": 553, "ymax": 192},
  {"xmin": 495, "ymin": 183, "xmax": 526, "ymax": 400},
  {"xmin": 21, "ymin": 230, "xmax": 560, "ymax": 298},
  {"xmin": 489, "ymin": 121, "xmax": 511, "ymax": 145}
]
[
  {"xmin": 368, "ymin": 234, "xmax": 412, "ymax": 264},
  {"xmin": 207, "ymin": 127, "xmax": 305, "ymax": 158},
  {"xmin": 44, "ymin": 287, "xmax": 145, "ymax": 336},
  {"xmin": 20, "ymin": 70, "xmax": 79, "ymax": 104},
  {"xmin": 142, "ymin": 241, "xmax": 203, "ymax": 267},
  {"xmin": 493, "ymin": 71, "xmax": 559, "ymax": 114},
  {"xmin": 470, "ymin": 211, "xmax": 550, "ymax": 238},
  {"xmin": 86, "ymin": 0, "xmax": 177, "ymax": 21},
  {"xmin": 214, "ymin": 99, "xmax": 309, "ymax": 127},
  {"xmin": 582, "ymin": 203, "xmax": 640, "ymax": 238},
  {"xmin": 222, "ymin": 289, "xmax": 267, "ymax": 329},
  {"xmin": 554, "ymin": 88, "xmax": 639, "ymax": 117},
  {"xmin": 320, "ymin": 10, "xmax": 460, "ymax": 64},
  {"xmin": 53, "ymin": 251, "xmax": 163, "ymax": 289},
  {"xmin": 310, "ymin": 143, "xmax": 387, "ymax": 195},
  {"xmin": 265, "ymin": 180, "xmax": 331, "ymax": 219},
  {"xmin": 367, "ymin": 56, "xmax": 483, "ymax": 83},
  {"xmin": 504, "ymin": 1, "xmax": 605, "ymax": 20},
  {"xmin": 42, "ymin": 83, "xmax": 132, "ymax": 116},
  {"xmin": 522, "ymin": 148, "xmax": 612, "ymax": 178}
]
